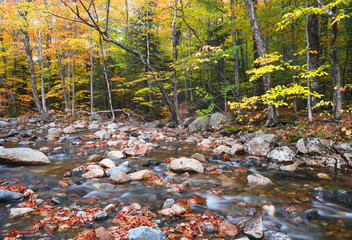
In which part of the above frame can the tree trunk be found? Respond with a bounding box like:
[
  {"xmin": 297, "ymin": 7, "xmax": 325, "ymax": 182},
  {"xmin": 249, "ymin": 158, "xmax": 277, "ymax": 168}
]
[
  {"xmin": 244, "ymin": 0, "xmax": 277, "ymax": 125},
  {"xmin": 307, "ymin": 2, "xmax": 320, "ymax": 108},
  {"xmin": 306, "ymin": 0, "xmax": 313, "ymax": 122},
  {"xmin": 37, "ymin": 26, "xmax": 48, "ymax": 113},
  {"xmin": 230, "ymin": 0, "xmax": 241, "ymax": 102},
  {"xmin": 330, "ymin": 7, "xmax": 342, "ymax": 120},
  {"xmin": 90, "ymin": 27, "xmax": 94, "ymax": 114},
  {"xmin": 22, "ymin": 28, "xmax": 47, "ymax": 118}
]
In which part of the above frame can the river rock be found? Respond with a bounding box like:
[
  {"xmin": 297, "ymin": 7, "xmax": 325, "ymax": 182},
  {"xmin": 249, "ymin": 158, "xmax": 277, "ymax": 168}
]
[
  {"xmin": 296, "ymin": 137, "xmax": 332, "ymax": 156},
  {"xmin": 128, "ymin": 170, "xmax": 152, "ymax": 181},
  {"xmin": 87, "ymin": 165, "xmax": 103, "ymax": 171},
  {"xmin": 106, "ymin": 166, "xmax": 131, "ymax": 177},
  {"xmin": 136, "ymin": 144, "xmax": 148, "ymax": 155},
  {"xmin": 0, "ymin": 146, "xmax": 50, "ymax": 165},
  {"xmin": 191, "ymin": 153, "xmax": 206, "ymax": 162},
  {"xmin": 63, "ymin": 125, "xmax": 76, "ymax": 134},
  {"xmin": 334, "ymin": 143, "xmax": 352, "ymax": 167},
  {"xmin": 124, "ymin": 147, "xmax": 136, "ymax": 156},
  {"xmin": 88, "ymin": 122, "xmax": 101, "ymax": 130},
  {"xmin": 267, "ymin": 146, "xmax": 295, "ymax": 163},
  {"xmin": 82, "ymin": 169, "xmax": 105, "ymax": 179},
  {"xmin": 183, "ymin": 117, "xmax": 196, "ymax": 128},
  {"xmin": 244, "ymin": 215, "xmax": 263, "ymax": 239},
  {"xmin": 95, "ymin": 227, "xmax": 114, "ymax": 240},
  {"xmin": 263, "ymin": 205, "xmax": 276, "ymax": 216},
  {"xmin": 88, "ymin": 154, "xmax": 102, "ymax": 162},
  {"xmin": 169, "ymin": 158, "xmax": 204, "ymax": 173},
  {"xmin": 99, "ymin": 158, "xmax": 116, "ymax": 169},
  {"xmin": 109, "ymin": 170, "xmax": 131, "ymax": 183},
  {"xmin": 108, "ymin": 150, "xmax": 125, "ymax": 160},
  {"xmin": 245, "ymin": 134, "xmax": 278, "ymax": 156},
  {"xmin": 188, "ymin": 115, "xmax": 210, "ymax": 133},
  {"xmin": 90, "ymin": 113, "xmax": 103, "ymax": 122},
  {"xmin": 298, "ymin": 155, "xmax": 340, "ymax": 168},
  {"xmin": 263, "ymin": 230, "xmax": 293, "ymax": 240},
  {"xmin": 0, "ymin": 120, "xmax": 10, "ymax": 127},
  {"xmin": 128, "ymin": 226, "xmax": 166, "ymax": 240},
  {"xmin": 209, "ymin": 112, "xmax": 226, "ymax": 129},
  {"xmin": 218, "ymin": 221, "xmax": 238, "ymax": 238},
  {"xmin": 0, "ymin": 189, "xmax": 24, "ymax": 201},
  {"xmin": 230, "ymin": 143, "xmax": 245, "ymax": 155},
  {"xmin": 9, "ymin": 207, "xmax": 35, "ymax": 219},
  {"xmin": 247, "ymin": 173, "xmax": 272, "ymax": 185},
  {"xmin": 95, "ymin": 129, "xmax": 115, "ymax": 140},
  {"xmin": 279, "ymin": 163, "xmax": 298, "ymax": 172}
]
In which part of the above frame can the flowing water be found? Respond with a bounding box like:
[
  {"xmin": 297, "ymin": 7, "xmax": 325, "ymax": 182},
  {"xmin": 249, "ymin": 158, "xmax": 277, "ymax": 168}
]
[{"xmin": 0, "ymin": 124, "xmax": 352, "ymax": 240}]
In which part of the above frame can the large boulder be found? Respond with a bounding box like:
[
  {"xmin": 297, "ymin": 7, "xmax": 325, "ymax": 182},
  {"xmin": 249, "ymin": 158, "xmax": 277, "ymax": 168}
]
[
  {"xmin": 296, "ymin": 138, "xmax": 332, "ymax": 156},
  {"xmin": 267, "ymin": 146, "xmax": 295, "ymax": 163},
  {"xmin": 245, "ymin": 134, "xmax": 279, "ymax": 156},
  {"xmin": 209, "ymin": 112, "xmax": 227, "ymax": 129},
  {"xmin": 0, "ymin": 189, "xmax": 24, "ymax": 202},
  {"xmin": 128, "ymin": 226, "xmax": 166, "ymax": 240},
  {"xmin": 0, "ymin": 147, "xmax": 51, "ymax": 165},
  {"xmin": 334, "ymin": 143, "xmax": 352, "ymax": 167},
  {"xmin": 188, "ymin": 116, "xmax": 210, "ymax": 133},
  {"xmin": 90, "ymin": 113, "xmax": 103, "ymax": 122}
]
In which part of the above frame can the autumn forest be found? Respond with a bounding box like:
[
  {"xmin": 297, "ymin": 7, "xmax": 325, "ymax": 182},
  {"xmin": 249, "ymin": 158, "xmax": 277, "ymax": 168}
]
[{"xmin": 0, "ymin": 0, "xmax": 351, "ymax": 125}]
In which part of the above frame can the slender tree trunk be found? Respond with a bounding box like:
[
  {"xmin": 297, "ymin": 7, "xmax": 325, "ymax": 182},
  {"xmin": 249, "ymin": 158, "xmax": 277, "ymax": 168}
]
[
  {"xmin": 71, "ymin": 50, "xmax": 76, "ymax": 116},
  {"xmin": 124, "ymin": 0, "xmax": 129, "ymax": 45},
  {"xmin": 22, "ymin": 28, "xmax": 47, "ymax": 117},
  {"xmin": 230, "ymin": 0, "xmax": 240, "ymax": 102},
  {"xmin": 306, "ymin": 0, "xmax": 313, "ymax": 122},
  {"xmin": 171, "ymin": 0, "xmax": 182, "ymax": 126},
  {"xmin": 90, "ymin": 27, "xmax": 94, "ymax": 114},
  {"xmin": 307, "ymin": 2, "xmax": 320, "ymax": 108},
  {"xmin": 187, "ymin": 27, "xmax": 193, "ymax": 102},
  {"xmin": 146, "ymin": 0, "xmax": 152, "ymax": 106},
  {"xmin": 244, "ymin": 0, "xmax": 277, "ymax": 125},
  {"xmin": 99, "ymin": 38, "xmax": 115, "ymax": 119},
  {"xmin": 37, "ymin": 26, "xmax": 48, "ymax": 113},
  {"xmin": 330, "ymin": 7, "xmax": 342, "ymax": 119}
]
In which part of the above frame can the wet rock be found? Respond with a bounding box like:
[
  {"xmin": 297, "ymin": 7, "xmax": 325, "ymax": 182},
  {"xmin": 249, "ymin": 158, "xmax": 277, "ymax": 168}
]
[
  {"xmin": 91, "ymin": 183, "xmax": 115, "ymax": 190},
  {"xmin": 128, "ymin": 226, "xmax": 166, "ymax": 240},
  {"xmin": 334, "ymin": 143, "xmax": 352, "ymax": 167},
  {"xmin": 263, "ymin": 205, "xmax": 276, "ymax": 216},
  {"xmin": 213, "ymin": 145, "xmax": 231, "ymax": 154},
  {"xmin": 94, "ymin": 211, "xmax": 108, "ymax": 220},
  {"xmin": 296, "ymin": 138, "xmax": 332, "ymax": 156},
  {"xmin": 159, "ymin": 208, "xmax": 176, "ymax": 217},
  {"xmin": 333, "ymin": 189, "xmax": 352, "ymax": 206},
  {"xmin": 247, "ymin": 173, "xmax": 272, "ymax": 186},
  {"xmin": 9, "ymin": 207, "xmax": 35, "ymax": 218},
  {"xmin": 267, "ymin": 162, "xmax": 279, "ymax": 170},
  {"xmin": 263, "ymin": 230, "xmax": 293, "ymax": 240},
  {"xmin": 88, "ymin": 154, "xmax": 102, "ymax": 162},
  {"xmin": 124, "ymin": 147, "xmax": 136, "ymax": 156},
  {"xmin": 219, "ymin": 221, "xmax": 238, "ymax": 238},
  {"xmin": 245, "ymin": 134, "xmax": 278, "ymax": 156},
  {"xmin": 230, "ymin": 143, "xmax": 245, "ymax": 155},
  {"xmin": 209, "ymin": 112, "xmax": 226, "ymax": 129},
  {"xmin": 191, "ymin": 153, "xmax": 206, "ymax": 162},
  {"xmin": 169, "ymin": 158, "xmax": 204, "ymax": 173},
  {"xmin": 0, "ymin": 189, "xmax": 24, "ymax": 202},
  {"xmin": 305, "ymin": 210, "xmax": 319, "ymax": 220},
  {"xmin": 279, "ymin": 163, "xmax": 298, "ymax": 172},
  {"xmin": 0, "ymin": 146, "xmax": 51, "ymax": 165},
  {"xmin": 162, "ymin": 198, "xmax": 175, "ymax": 208},
  {"xmin": 171, "ymin": 203, "xmax": 187, "ymax": 215},
  {"xmin": 136, "ymin": 144, "xmax": 148, "ymax": 155},
  {"xmin": 106, "ymin": 166, "xmax": 131, "ymax": 177},
  {"xmin": 201, "ymin": 222, "xmax": 215, "ymax": 233},
  {"xmin": 95, "ymin": 227, "xmax": 114, "ymax": 240},
  {"xmin": 267, "ymin": 146, "xmax": 295, "ymax": 163},
  {"xmin": 104, "ymin": 203, "xmax": 116, "ymax": 213},
  {"xmin": 188, "ymin": 115, "xmax": 210, "ymax": 133},
  {"xmin": 244, "ymin": 215, "xmax": 263, "ymax": 239},
  {"xmin": 128, "ymin": 170, "xmax": 153, "ymax": 181},
  {"xmin": 109, "ymin": 170, "xmax": 131, "ymax": 183},
  {"xmin": 317, "ymin": 173, "xmax": 330, "ymax": 179},
  {"xmin": 90, "ymin": 113, "xmax": 103, "ymax": 122},
  {"xmin": 108, "ymin": 150, "xmax": 125, "ymax": 160},
  {"xmin": 82, "ymin": 169, "xmax": 105, "ymax": 179},
  {"xmin": 99, "ymin": 158, "xmax": 116, "ymax": 169},
  {"xmin": 298, "ymin": 155, "xmax": 337, "ymax": 168}
]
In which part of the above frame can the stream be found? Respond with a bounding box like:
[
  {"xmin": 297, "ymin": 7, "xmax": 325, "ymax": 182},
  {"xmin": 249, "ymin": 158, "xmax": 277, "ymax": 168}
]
[{"xmin": 0, "ymin": 120, "xmax": 352, "ymax": 240}]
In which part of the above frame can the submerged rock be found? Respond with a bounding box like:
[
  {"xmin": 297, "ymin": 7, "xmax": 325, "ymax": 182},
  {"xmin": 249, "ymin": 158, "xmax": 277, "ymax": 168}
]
[
  {"xmin": 0, "ymin": 146, "xmax": 50, "ymax": 165},
  {"xmin": 169, "ymin": 158, "xmax": 204, "ymax": 173},
  {"xmin": 9, "ymin": 207, "xmax": 35, "ymax": 219},
  {"xmin": 128, "ymin": 226, "xmax": 166, "ymax": 240},
  {"xmin": 247, "ymin": 173, "xmax": 272, "ymax": 186},
  {"xmin": 0, "ymin": 189, "xmax": 24, "ymax": 202}
]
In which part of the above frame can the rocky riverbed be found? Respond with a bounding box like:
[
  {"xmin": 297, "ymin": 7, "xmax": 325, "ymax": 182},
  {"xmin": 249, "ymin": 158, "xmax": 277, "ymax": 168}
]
[{"xmin": 0, "ymin": 115, "xmax": 352, "ymax": 240}]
